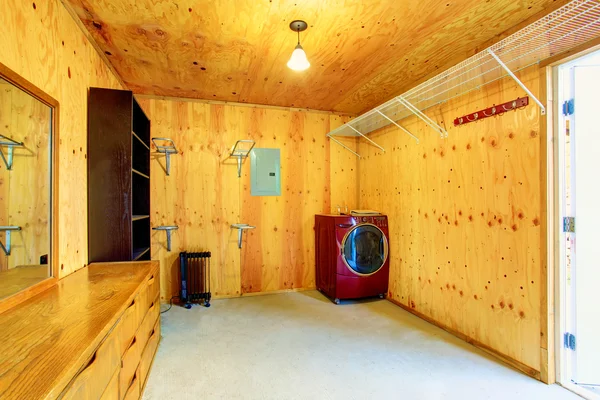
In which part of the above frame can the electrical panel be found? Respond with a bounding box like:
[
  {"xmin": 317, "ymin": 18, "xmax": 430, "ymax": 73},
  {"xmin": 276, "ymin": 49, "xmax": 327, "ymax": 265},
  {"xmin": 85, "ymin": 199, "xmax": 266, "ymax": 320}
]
[{"xmin": 250, "ymin": 148, "xmax": 281, "ymax": 196}]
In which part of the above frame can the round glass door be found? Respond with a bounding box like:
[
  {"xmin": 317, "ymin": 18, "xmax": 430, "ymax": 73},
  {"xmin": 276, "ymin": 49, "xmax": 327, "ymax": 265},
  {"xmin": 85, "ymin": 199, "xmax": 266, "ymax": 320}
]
[{"xmin": 341, "ymin": 224, "xmax": 388, "ymax": 276}]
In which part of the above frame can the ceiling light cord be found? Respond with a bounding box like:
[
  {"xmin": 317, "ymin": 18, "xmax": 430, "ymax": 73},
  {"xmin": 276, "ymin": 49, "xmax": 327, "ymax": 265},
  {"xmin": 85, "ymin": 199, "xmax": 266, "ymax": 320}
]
[{"xmin": 297, "ymin": 29, "xmax": 300, "ymax": 45}]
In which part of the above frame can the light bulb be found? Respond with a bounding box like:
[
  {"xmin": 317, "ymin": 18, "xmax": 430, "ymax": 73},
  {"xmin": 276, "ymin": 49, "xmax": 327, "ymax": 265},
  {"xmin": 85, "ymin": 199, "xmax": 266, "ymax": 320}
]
[{"xmin": 287, "ymin": 44, "xmax": 310, "ymax": 71}]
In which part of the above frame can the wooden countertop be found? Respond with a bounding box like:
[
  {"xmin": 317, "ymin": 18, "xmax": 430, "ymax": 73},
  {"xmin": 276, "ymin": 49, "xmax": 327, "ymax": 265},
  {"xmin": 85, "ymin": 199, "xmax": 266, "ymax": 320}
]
[
  {"xmin": 0, "ymin": 265, "xmax": 50, "ymax": 300},
  {"xmin": 0, "ymin": 261, "xmax": 159, "ymax": 400}
]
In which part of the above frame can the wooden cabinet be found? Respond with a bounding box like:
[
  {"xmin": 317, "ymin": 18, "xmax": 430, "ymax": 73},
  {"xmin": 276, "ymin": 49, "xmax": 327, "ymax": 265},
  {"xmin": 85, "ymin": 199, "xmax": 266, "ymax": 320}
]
[
  {"xmin": 0, "ymin": 261, "xmax": 161, "ymax": 400},
  {"xmin": 87, "ymin": 88, "xmax": 151, "ymax": 263}
]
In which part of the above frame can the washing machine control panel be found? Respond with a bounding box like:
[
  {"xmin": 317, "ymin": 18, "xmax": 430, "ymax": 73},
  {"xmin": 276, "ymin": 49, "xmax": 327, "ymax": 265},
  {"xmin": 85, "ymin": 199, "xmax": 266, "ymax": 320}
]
[
  {"xmin": 374, "ymin": 216, "xmax": 388, "ymax": 228},
  {"xmin": 354, "ymin": 216, "xmax": 387, "ymax": 228}
]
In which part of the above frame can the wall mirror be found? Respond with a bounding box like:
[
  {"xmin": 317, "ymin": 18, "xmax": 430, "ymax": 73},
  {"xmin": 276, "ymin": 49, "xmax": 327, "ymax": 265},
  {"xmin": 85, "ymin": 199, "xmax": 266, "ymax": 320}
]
[{"xmin": 0, "ymin": 62, "xmax": 58, "ymax": 312}]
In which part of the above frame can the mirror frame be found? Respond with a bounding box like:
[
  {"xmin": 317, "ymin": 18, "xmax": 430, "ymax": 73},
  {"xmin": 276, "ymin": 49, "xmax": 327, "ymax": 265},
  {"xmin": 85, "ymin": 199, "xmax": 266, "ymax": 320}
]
[{"xmin": 0, "ymin": 61, "xmax": 59, "ymax": 314}]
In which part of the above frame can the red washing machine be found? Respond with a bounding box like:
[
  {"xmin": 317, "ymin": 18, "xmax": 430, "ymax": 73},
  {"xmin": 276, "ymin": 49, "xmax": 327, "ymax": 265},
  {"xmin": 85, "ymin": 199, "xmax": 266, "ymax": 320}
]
[{"xmin": 315, "ymin": 214, "xmax": 390, "ymax": 304}]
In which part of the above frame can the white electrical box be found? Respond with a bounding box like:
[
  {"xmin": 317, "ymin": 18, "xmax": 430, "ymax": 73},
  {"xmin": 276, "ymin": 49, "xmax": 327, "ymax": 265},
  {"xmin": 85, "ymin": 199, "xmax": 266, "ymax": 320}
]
[{"xmin": 250, "ymin": 148, "xmax": 281, "ymax": 196}]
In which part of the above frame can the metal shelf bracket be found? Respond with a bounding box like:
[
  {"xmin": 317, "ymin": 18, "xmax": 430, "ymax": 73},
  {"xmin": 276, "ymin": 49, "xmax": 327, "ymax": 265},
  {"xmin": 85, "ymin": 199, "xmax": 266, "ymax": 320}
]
[
  {"xmin": 0, "ymin": 135, "xmax": 24, "ymax": 171},
  {"xmin": 152, "ymin": 138, "xmax": 178, "ymax": 176},
  {"xmin": 488, "ymin": 49, "xmax": 546, "ymax": 115},
  {"xmin": 397, "ymin": 97, "xmax": 447, "ymax": 138},
  {"xmin": 347, "ymin": 125, "xmax": 385, "ymax": 152},
  {"xmin": 327, "ymin": 134, "xmax": 362, "ymax": 158},
  {"xmin": 376, "ymin": 110, "xmax": 420, "ymax": 144},
  {"xmin": 231, "ymin": 224, "xmax": 256, "ymax": 249},
  {"xmin": 152, "ymin": 225, "xmax": 178, "ymax": 251},
  {"xmin": 229, "ymin": 140, "xmax": 256, "ymax": 178},
  {"xmin": 0, "ymin": 226, "xmax": 21, "ymax": 256}
]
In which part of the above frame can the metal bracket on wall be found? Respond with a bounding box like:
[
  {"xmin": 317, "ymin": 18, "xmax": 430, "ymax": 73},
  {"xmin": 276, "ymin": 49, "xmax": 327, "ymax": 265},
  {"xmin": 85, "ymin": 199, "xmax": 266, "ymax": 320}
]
[
  {"xmin": 397, "ymin": 97, "xmax": 447, "ymax": 138},
  {"xmin": 152, "ymin": 225, "xmax": 178, "ymax": 251},
  {"xmin": 347, "ymin": 125, "xmax": 386, "ymax": 152},
  {"xmin": 0, "ymin": 226, "xmax": 21, "ymax": 256},
  {"xmin": 327, "ymin": 134, "xmax": 362, "ymax": 158},
  {"xmin": 229, "ymin": 140, "xmax": 256, "ymax": 178},
  {"xmin": 152, "ymin": 138, "xmax": 178, "ymax": 176},
  {"xmin": 376, "ymin": 110, "xmax": 419, "ymax": 144},
  {"xmin": 231, "ymin": 224, "xmax": 255, "ymax": 249},
  {"xmin": 488, "ymin": 49, "xmax": 546, "ymax": 115},
  {"xmin": 0, "ymin": 135, "xmax": 24, "ymax": 170}
]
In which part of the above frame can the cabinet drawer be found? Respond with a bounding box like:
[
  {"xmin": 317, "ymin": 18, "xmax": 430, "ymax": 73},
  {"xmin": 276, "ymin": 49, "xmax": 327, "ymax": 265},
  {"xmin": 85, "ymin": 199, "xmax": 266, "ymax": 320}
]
[
  {"xmin": 139, "ymin": 272, "xmax": 159, "ymax": 314},
  {"xmin": 100, "ymin": 368, "xmax": 120, "ymax": 400},
  {"xmin": 139, "ymin": 319, "xmax": 161, "ymax": 389},
  {"xmin": 117, "ymin": 293, "xmax": 142, "ymax": 356},
  {"xmin": 138, "ymin": 295, "xmax": 160, "ymax": 351},
  {"xmin": 119, "ymin": 334, "xmax": 143, "ymax": 399},
  {"xmin": 122, "ymin": 366, "xmax": 140, "ymax": 400},
  {"xmin": 61, "ymin": 328, "xmax": 120, "ymax": 400}
]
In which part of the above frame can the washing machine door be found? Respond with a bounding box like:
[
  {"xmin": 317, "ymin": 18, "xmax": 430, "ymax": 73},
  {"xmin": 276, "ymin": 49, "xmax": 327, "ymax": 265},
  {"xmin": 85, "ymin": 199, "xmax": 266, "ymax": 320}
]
[{"xmin": 341, "ymin": 223, "xmax": 388, "ymax": 276}]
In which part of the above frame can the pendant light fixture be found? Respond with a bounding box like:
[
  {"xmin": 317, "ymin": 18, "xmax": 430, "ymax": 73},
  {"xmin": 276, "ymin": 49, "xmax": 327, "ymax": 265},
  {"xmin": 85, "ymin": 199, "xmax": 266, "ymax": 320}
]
[{"xmin": 287, "ymin": 20, "xmax": 310, "ymax": 71}]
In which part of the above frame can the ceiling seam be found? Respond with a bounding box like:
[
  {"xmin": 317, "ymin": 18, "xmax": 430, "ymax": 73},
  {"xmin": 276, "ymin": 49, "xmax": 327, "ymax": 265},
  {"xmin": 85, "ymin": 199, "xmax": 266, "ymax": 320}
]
[{"xmin": 59, "ymin": 0, "xmax": 129, "ymax": 89}]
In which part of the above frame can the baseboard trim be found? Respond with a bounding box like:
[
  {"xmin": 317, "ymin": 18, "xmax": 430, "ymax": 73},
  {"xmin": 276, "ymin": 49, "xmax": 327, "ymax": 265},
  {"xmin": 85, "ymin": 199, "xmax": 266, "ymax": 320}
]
[
  {"xmin": 238, "ymin": 287, "xmax": 316, "ymax": 298},
  {"xmin": 387, "ymin": 297, "xmax": 541, "ymax": 381}
]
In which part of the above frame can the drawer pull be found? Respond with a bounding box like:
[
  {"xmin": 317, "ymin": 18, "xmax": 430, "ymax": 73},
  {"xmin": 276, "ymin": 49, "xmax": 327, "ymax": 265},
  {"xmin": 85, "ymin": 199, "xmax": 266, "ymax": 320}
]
[
  {"xmin": 147, "ymin": 275, "xmax": 155, "ymax": 285},
  {"xmin": 82, "ymin": 351, "xmax": 97, "ymax": 371},
  {"xmin": 128, "ymin": 336, "xmax": 137, "ymax": 348},
  {"xmin": 149, "ymin": 301, "xmax": 155, "ymax": 310},
  {"xmin": 127, "ymin": 298, "xmax": 136, "ymax": 309}
]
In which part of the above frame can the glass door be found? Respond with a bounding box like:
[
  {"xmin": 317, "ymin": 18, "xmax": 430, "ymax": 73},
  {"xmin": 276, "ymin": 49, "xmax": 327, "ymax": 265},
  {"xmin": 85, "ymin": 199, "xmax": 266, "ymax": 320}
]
[{"xmin": 341, "ymin": 224, "xmax": 388, "ymax": 276}]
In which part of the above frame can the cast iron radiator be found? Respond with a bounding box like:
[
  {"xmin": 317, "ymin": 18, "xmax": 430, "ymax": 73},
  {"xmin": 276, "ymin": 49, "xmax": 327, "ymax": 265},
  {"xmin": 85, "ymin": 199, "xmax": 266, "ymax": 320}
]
[{"xmin": 179, "ymin": 251, "xmax": 211, "ymax": 308}]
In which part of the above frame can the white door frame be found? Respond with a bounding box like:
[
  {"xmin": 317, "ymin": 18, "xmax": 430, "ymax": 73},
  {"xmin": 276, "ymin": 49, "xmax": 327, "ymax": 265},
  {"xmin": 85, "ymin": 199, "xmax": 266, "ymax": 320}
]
[{"xmin": 550, "ymin": 48, "xmax": 600, "ymax": 400}]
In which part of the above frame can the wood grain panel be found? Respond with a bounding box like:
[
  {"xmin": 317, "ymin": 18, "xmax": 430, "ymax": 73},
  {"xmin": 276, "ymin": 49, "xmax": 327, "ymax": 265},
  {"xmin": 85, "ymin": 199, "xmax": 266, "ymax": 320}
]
[
  {"xmin": 0, "ymin": 80, "xmax": 51, "ymax": 271},
  {"xmin": 358, "ymin": 67, "xmax": 543, "ymax": 371},
  {"xmin": 0, "ymin": 0, "xmax": 123, "ymax": 278},
  {"xmin": 138, "ymin": 98, "xmax": 353, "ymax": 301},
  {"xmin": 63, "ymin": 0, "xmax": 561, "ymax": 113}
]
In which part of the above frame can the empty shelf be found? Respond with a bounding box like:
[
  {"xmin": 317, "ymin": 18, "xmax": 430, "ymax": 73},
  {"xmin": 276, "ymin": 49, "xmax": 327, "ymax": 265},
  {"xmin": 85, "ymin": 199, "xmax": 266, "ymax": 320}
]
[
  {"xmin": 132, "ymin": 131, "xmax": 150, "ymax": 150},
  {"xmin": 133, "ymin": 247, "xmax": 150, "ymax": 260},
  {"xmin": 132, "ymin": 168, "xmax": 150, "ymax": 179}
]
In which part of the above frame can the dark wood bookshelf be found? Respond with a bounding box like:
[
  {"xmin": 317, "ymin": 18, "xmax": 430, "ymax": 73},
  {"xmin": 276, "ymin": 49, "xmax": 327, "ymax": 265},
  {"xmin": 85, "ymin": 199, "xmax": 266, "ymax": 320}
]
[{"xmin": 88, "ymin": 88, "xmax": 151, "ymax": 263}]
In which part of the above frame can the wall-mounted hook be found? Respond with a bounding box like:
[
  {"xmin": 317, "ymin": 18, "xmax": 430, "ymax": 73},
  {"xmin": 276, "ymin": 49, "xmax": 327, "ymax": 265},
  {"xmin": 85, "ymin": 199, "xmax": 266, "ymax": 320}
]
[
  {"xmin": 0, "ymin": 226, "xmax": 21, "ymax": 255},
  {"xmin": 152, "ymin": 138, "xmax": 178, "ymax": 176},
  {"xmin": 0, "ymin": 135, "xmax": 24, "ymax": 170},
  {"xmin": 231, "ymin": 224, "xmax": 256, "ymax": 249},
  {"xmin": 153, "ymin": 225, "xmax": 178, "ymax": 251}
]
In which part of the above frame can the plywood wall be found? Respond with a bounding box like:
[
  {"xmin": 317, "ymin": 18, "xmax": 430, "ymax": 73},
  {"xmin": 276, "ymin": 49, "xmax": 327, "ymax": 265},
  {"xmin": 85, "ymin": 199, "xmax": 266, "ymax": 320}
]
[
  {"xmin": 0, "ymin": 79, "xmax": 51, "ymax": 270},
  {"xmin": 137, "ymin": 98, "xmax": 356, "ymax": 301},
  {"xmin": 358, "ymin": 67, "xmax": 542, "ymax": 372},
  {"xmin": 0, "ymin": 0, "xmax": 123, "ymax": 277}
]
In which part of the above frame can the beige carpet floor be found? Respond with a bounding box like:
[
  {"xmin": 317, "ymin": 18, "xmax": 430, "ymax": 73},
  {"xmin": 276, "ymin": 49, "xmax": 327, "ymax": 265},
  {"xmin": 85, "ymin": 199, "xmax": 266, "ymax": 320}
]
[{"xmin": 142, "ymin": 290, "xmax": 578, "ymax": 400}]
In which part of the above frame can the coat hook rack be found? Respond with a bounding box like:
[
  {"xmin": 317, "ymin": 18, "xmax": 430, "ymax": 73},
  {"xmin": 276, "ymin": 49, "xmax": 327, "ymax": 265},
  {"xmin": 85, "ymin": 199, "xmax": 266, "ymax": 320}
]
[
  {"xmin": 229, "ymin": 140, "xmax": 255, "ymax": 178},
  {"xmin": 0, "ymin": 226, "xmax": 21, "ymax": 256},
  {"xmin": 152, "ymin": 138, "xmax": 178, "ymax": 176},
  {"xmin": 153, "ymin": 225, "xmax": 178, "ymax": 251},
  {"xmin": 454, "ymin": 97, "xmax": 529, "ymax": 126},
  {"xmin": 231, "ymin": 224, "xmax": 255, "ymax": 249},
  {"xmin": 0, "ymin": 135, "xmax": 24, "ymax": 170}
]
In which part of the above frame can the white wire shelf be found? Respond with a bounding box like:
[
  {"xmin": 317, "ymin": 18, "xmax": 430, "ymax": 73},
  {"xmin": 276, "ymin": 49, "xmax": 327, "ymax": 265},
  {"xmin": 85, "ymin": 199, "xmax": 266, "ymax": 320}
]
[{"xmin": 328, "ymin": 0, "xmax": 600, "ymax": 155}]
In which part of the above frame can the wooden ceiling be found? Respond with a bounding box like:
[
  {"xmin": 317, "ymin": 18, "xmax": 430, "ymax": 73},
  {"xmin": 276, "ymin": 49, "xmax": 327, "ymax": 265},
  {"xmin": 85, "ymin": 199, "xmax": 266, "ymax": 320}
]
[{"xmin": 65, "ymin": 0, "xmax": 562, "ymax": 114}]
